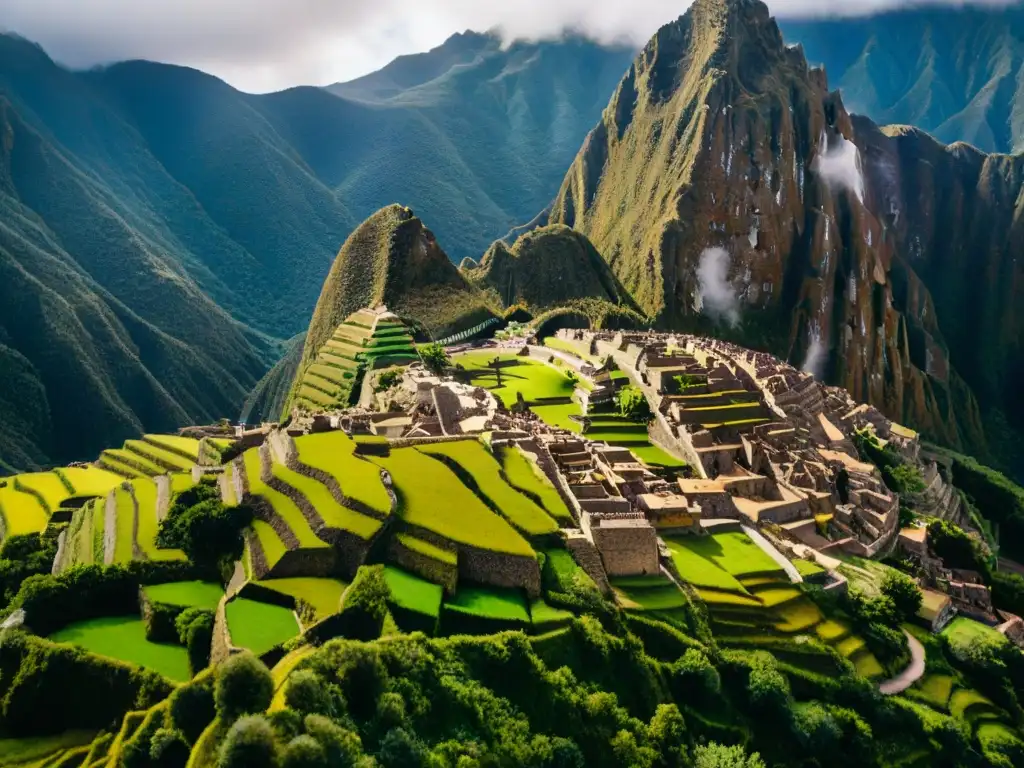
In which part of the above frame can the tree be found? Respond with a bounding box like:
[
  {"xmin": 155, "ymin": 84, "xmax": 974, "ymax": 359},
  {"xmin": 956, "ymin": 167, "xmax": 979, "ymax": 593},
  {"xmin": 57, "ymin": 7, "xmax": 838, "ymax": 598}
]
[
  {"xmin": 285, "ymin": 670, "xmax": 332, "ymax": 717},
  {"xmin": 169, "ymin": 678, "xmax": 216, "ymax": 743},
  {"xmin": 215, "ymin": 652, "xmax": 274, "ymax": 721},
  {"xmin": 282, "ymin": 735, "xmax": 328, "ymax": 768},
  {"xmin": 693, "ymin": 743, "xmax": 765, "ymax": 768},
  {"xmin": 616, "ymin": 385, "xmax": 652, "ymax": 422},
  {"xmin": 378, "ymin": 727, "xmax": 428, "ymax": 768},
  {"xmin": 927, "ymin": 519, "xmax": 989, "ymax": 574},
  {"xmin": 419, "ymin": 343, "xmax": 450, "ymax": 375},
  {"xmin": 646, "ymin": 704, "xmax": 687, "ymax": 767},
  {"xmin": 149, "ymin": 727, "xmax": 190, "ymax": 768},
  {"xmin": 218, "ymin": 715, "xmax": 279, "ymax": 768},
  {"xmin": 304, "ymin": 715, "xmax": 363, "ymax": 767},
  {"xmin": 880, "ymin": 571, "xmax": 923, "ymax": 620}
]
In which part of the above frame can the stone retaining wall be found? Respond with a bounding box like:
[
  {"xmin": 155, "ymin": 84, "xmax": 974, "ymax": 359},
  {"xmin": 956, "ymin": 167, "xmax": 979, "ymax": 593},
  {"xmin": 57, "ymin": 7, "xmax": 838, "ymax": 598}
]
[
  {"xmin": 405, "ymin": 523, "xmax": 540, "ymax": 597},
  {"xmin": 388, "ymin": 536, "xmax": 457, "ymax": 593}
]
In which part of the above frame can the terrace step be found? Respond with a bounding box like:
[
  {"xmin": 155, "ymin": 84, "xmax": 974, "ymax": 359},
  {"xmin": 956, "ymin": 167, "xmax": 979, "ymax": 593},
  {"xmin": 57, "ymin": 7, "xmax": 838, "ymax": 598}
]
[
  {"xmin": 141, "ymin": 435, "xmax": 200, "ymax": 463},
  {"xmin": 124, "ymin": 440, "xmax": 193, "ymax": 473}
]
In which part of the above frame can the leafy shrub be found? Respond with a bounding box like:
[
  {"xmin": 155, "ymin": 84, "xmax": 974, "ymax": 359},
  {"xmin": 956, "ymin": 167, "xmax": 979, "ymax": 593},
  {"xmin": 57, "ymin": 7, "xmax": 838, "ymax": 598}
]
[
  {"xmin": 693, "ymin": 743, "xmax": 765, "ymax": 768},
  {"xmin": 284, "ymin": 670, "xmax": 333, "ymax": 717},
  {"xmin": 158, "ymin": 486, "xmax": 253, "ymax": 568},
  {"xmin": 879, "ymin": 571, "xmax": 923, "ymax": 620},
  {"xmin": 145, "ymin": 602, "xmax": 184, "ymax": 644},
  {"xmin": 303, "ymin": 714, "xmax": 363, "ymax": 767},
  {"xmin": 615, "ymin": 386, "xmax": 651, "ymax": 422},
  {"xmin": 282, "ymin": 734, "xmax": 328, "ymax": 768},
  {"xmin": 176, "ymin": 608, "xmax": 214, "ymax": 675},
  {"xmin": 169, "ymin": 676, "xmax": 216, "ymax": 743},
  {"xmin": 0, "ymin": 533, "xmax": 58, "ymax": 610},
  {"xmin": 149, "ymin": 727, "xmax": 190, "ymax": 768},
  {"xmin": 378, "ymin": 726, "xmax": 428, "ymax": 768},
  {"xmin": 218, "ymin": 714, "xmax": 279, "ymax": 768},
  {"xmin": 336, "ymin": 565, "xmax": 390, "ymax": 641},
  {"xmin": 374, "ymin": 369, "xmax": 403, "ymax": 392},
  {"xmin": 418, "ymin": 343, "xmax": 450, "ymax": 375},
  {"xmin": 215, "ymin": 652, "xmax": 274, "ymax": 722}
]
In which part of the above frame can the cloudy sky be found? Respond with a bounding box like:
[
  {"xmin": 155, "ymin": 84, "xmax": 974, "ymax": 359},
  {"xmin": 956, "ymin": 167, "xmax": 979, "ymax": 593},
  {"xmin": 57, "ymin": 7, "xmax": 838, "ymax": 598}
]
[{"xmin": 2, "ymin": 0, "xmax": 1014, "ymax": 92}]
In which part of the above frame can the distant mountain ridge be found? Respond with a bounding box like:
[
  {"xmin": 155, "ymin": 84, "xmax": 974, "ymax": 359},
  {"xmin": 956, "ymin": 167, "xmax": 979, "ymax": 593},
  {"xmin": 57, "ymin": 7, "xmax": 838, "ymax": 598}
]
[
  {"xmin": 779, "ymin": 3, "xmax": 1024, "ymax": 153},
  {"xmin": 0, "ymin": 30, "xmax": 632, "ymax": 470}
]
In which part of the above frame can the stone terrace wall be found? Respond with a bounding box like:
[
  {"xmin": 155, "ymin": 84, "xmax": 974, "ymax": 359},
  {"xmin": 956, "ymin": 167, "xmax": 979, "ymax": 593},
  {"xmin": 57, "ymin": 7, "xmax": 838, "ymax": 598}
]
[{"xmin": 389, "ymin": 536, "xmax": 457, "ymax": 593}]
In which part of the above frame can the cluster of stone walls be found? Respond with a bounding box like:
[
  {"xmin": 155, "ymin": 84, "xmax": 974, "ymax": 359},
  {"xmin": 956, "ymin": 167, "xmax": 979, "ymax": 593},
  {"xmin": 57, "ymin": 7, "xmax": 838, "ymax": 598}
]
[{"xmin": 388, "ymin": 536, "xmax": 457, "ymax": 593}]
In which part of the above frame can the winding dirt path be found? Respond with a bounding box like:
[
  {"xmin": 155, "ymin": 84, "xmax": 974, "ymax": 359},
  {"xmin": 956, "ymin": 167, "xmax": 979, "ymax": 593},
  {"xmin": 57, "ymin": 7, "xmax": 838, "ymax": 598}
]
[{"xmin": 878, "ymin": 631, "xmax": 926, "ymax": 695}]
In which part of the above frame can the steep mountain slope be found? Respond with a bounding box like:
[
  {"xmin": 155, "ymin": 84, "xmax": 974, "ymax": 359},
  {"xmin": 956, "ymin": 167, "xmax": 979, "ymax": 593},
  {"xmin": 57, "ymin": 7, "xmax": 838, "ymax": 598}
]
[
  {"xmin": 549, "ymin": 0, "xmax": 1023, "ymax": 461},
  {"xmin": 300, "ymin": 205, "xmax": 496, "ymax": 370},
  {"xmin": 780, "ymin": 4, "xmax": 1024, "ymax": 154},
  {"xmin": 464, "ymin": 225, "xmax": 636, "ymax": 312}
]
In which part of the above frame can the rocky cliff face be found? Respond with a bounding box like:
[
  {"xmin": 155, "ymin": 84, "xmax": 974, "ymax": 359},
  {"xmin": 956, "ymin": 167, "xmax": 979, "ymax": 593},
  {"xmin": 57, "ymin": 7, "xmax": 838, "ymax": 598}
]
[{"xmin": 549, "ymin": 0, "xmax": 1021, "ymax": 458}]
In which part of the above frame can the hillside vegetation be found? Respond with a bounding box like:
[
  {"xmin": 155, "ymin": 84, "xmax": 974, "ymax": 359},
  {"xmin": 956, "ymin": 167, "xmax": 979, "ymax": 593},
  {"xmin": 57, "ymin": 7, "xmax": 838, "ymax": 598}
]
[{"xmin": 780, "ymin": 4, "xmax": 1024, "ymax": 153}]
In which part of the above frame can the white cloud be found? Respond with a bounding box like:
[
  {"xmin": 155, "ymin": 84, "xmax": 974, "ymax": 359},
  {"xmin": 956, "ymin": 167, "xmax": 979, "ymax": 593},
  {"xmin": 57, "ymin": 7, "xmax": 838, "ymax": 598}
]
[
  {"xmin": 813, "ymin": 132, "xmax": 866, "ymax": 203},
  {"xmin": 2, "ymin": 0, "xmax": 1015, "ymax": 92},
  {"xmin": 696, "ymin": 246, "xmax": 740, "ymax": 328}
]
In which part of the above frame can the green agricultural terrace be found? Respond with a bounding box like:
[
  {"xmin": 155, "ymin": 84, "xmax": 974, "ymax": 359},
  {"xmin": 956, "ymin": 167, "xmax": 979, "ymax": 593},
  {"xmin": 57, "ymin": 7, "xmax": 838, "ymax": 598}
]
[
  {"xmin": 368, "ymin": 447, "xmax": 535, "ymax": 557},
  {"xmin": 667, "ymin": 532, "xmax": 885, "ymax": 679},
  {"xmin": 417, "ymin": 440, "xmax": 560, "ymax": 536}
]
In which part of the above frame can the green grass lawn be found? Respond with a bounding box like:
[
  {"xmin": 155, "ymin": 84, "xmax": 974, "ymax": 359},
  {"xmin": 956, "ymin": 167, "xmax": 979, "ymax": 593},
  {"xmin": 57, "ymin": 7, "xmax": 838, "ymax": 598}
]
[
  {"xmin": 941, "ymin": 617, "xmax": 1008, "ymax": 649},
  {"xmin": 133, "ymin": 479, "xmax": 185, "ymax": 561},
  {"xmin": 144, "ymin": 435, "xmax": 201, "ymax": 461},
  {"xmin": 673, "ymin": 532, "xmax": 784, "ymax": 578},
  {"xmin": 497, "ymin": 445, "xmax": 573, "ymax": 523},
  {"xmin": 908, "ymin": 674, "xmax": 956, "ymax": 710},
  {"xmin": 417, "ymin": 441, "xmax": 558, "ymax": 536},
  {"xmin": 170, "ymin": 473, "xmax": 196, "ymax": 496},
  {"xmin": 453, "ymin": 352, "xmax": 575, "ymax": 407},
  {"xmin": 543, "ymin": 337, "xmax": 599, "ymax": 364},
  {"xmin": 252, "ymin": 520, "xmax": 287, "ymax": 571},
  {"xmin": 584, "ymin": 413, "xmax": 687, "ymax": 469},
  {"xmin": 142, "ymin": 581, "xmax": 224, "ymax": 611},
  {"xmin": 383, "ymin": 565, "xmax": 443, "ymax": 618},
  {"xmin": 0, "ymin": 730, "xmax": 97, "ymax": 765},
  {"xmin": 15, "ymin": 472, "xmax": 69, "ymax": 512},
  {"xmin": 665, "ymin": 538, "xmax": 751, "ymax": 593},
  {"xmin": 0, "ymin": 484, "xmax": 49, "ymax": 537},
  {"xmin": 259, "ymin": 578, "xmax": 348, "ymax": 620},
  {"xmin": 530, "ymin": 403, "xmax": 584, "ymax": 433},
  {"xmin": 271, "ymin": 462, "xmax": 382, "ymax": 540},
  {"xmin": 226, "ymin": 598, "xmax": 300, "ymax": 656},
  {"xmin": 59, "ymin": 466, "xmax": 123, "ymax": 498},
  {"xmin": 542, "ymin": 548, "xmax": 596, "ymax": 593},
  {"xmin": 293, "ymin": 431, "xmax": 392, "ymax": 515},
  {"xmin": 112, "ymin": 487, "xmax": 135, "ymax": 563},
  {"xmin": 612, "ymin": 576, "xmax": 688, "ymax": 610},
  {"xmin": 242, "ymin": 450, "xmax": 328, "ymax": 549},
  {"xmin": 49, "ymin": 616, "xmax": 190, "ymax": 682},
  {"xmin": 369, "ymin": 448, "xmax": 534, "ymax": 557},
  {"xmin": 793, "ymin": 558, "xmax": 826, "ymax": 578},
  {"xmin": 445, "ymin": 585, "xmax": 531, "ymax": 622},
  {"xmin": 397, "ymin": 533, "xmax": 457, "ymax": 565},
  {"xmin": 530, "ymin": 599, "xmax": 574, "ymax": 628}
]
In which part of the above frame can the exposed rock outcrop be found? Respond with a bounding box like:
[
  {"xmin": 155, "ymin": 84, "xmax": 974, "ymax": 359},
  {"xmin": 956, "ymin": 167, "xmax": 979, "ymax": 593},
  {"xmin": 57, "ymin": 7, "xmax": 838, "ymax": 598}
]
[{"xmin": 548, "ymin": 0, "xmax": 1020, "ymax": 460}]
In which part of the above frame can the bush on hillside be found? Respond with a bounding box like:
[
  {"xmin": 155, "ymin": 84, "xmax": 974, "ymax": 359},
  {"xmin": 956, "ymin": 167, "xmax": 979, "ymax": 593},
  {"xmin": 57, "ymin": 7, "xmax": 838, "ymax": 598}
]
[
  {"xmin": 169, "ymin": 676, "xmax": 216, "ymax": 743},
  {"xmin": 879, "ymin": 571, "xmax": 923, "ymax": 620},
  {"xmin": 0, "ymin": 631, "xmax": 171, "ymax": 736},
  {"xmin": 284, "ymin": 670, "xmax": 336, "ymax": 718},
  {"xmin": 215, "ymin": 652, "xmax": 274, "ymax": 722},
  {"xmin": 992, "ymin": 570, "xmax": 1024, "ymax": 616},
  {"xmin": 418, "ymin": 343, "xmax": 450, "ymax": 375},
  {"xmin": 282, "ymin": 734, "xmax": 328, "ymax": 768},
  {"xmin": 303, "ymin": 714, "xmax": 363, "ymax": 767},
  {"xmin": 0, "ymin": 533, "xmax": 59, "ymax": 609},
  {"xmin": 335, "ymin": 565, "xmax": 390, "ymax": 642},
  {"xmin": 218, "ymin": 714, "xmax": 279, "ymax": 768},
  {"xmin": 157, "ymin": 484, "xmax": 253, "ymax": 568},
  {"xmin": 926, "ymin": 519, "xmax": 990, "ymax": 575},
  {"xmin": 693, "ymin": 743, "xmax": 766, "ymax": 768},
  {"xmin": 615, "ymin": 386, "xmax": 652, "ymax": 422},
  {"xmin": 176, "ymin": 608, "xmax": 215, "ymax": 675},
  {"xmin": 149, "ymin": 727, "xmax": 190, "ymax": 768}
]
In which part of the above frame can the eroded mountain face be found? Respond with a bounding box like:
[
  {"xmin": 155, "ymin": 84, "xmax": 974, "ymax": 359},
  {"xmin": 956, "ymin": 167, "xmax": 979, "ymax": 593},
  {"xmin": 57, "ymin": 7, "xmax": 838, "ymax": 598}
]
[{"xmin": 549, "ymin": 0, "xmax": 1022, "ymax": 458}]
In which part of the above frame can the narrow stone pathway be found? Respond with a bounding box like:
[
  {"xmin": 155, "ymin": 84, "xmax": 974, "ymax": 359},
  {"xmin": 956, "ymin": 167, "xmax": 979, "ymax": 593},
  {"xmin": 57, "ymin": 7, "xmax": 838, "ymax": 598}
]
[{"xmin": 878, "ymin": 631, "xmax": 926, "ymax": 695}]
